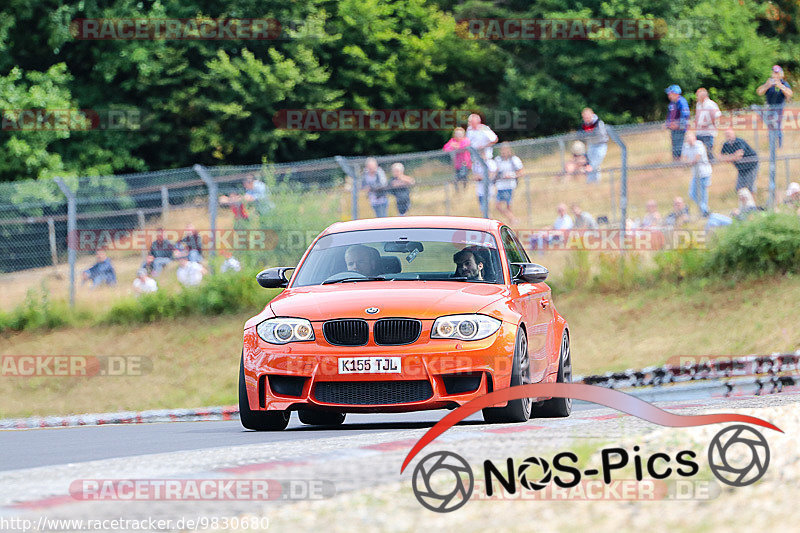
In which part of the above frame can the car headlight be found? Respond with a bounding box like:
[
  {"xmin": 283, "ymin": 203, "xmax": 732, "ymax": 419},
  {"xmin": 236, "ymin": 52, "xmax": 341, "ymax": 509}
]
[
  {"xmin": 431, "ymin": 314, "xmax": 501, "ymax": 341},
  {"xmin": 256, "ymin": 318, "xmax": 315, "ymax": 344}
]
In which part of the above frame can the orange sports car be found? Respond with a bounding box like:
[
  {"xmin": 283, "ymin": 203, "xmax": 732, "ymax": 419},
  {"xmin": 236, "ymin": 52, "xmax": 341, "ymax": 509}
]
[{"xmin": 239, "ymin": 216, "xmax": 571, "ymax": 430}]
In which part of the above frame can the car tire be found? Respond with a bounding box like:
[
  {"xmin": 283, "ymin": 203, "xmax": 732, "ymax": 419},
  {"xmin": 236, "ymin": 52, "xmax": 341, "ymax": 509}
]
[
  {"xmin": 298, "ymin": 410, "xmax": 346, "ymax": 426},
  {"xmin": 535, "ymin": 330, "xmax": 572, "ymax": 418},
  {"xmin": 482, "ymin": 327, "xmax": 532, "ymax": 423},
  {"xmin": 239, "ymin": 354, "xmax": 290, "ymax": 431}
]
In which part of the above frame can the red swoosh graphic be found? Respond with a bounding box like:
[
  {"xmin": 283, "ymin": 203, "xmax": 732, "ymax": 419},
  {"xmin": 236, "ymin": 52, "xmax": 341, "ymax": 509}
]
[{"xmin": 400, "ymin": 383, "xmax": 782, "ymax": 473}]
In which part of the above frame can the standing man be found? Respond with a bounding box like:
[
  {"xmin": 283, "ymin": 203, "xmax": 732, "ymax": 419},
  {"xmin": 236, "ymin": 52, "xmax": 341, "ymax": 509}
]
[
  {"xmin": 665, "ymin": 85, "xmax": 690, "ymax": 160},
  {"xmin": 719, "ymin": 128, "xmax": 759, "ymax": 194},
  {"xmin": 580, "ymin": 108, "xmax": 609, "ymax": 183},
  {"xmin": 694, "ymin": 88, "xmax": 721, "ymax": 161},
  {"xmin": 756, "ymin": 65, "xmax": 793, "ymax": 148},
  {"xmin": 360, "ymin": 157, "xmax": 389, "ymax": 218},
  {"xmin": 681, "ymin": 131, "xmax": 713, "ymax": 217},
  {"xmin": 466, "ymin": 113, "xmax": 498, "ymax": 213}
]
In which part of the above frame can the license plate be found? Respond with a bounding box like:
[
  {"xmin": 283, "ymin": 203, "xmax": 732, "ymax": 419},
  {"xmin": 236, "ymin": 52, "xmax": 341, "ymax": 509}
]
[{"xmin": 338, "ymin": 357, "xmax": 401, "ymax": 374}]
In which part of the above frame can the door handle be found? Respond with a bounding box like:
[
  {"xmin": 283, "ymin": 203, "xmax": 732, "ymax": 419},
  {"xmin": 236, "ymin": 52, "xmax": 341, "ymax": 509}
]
[{"xmin": 540, "ymin": 298, "xmax": 549, "ymax": 309}]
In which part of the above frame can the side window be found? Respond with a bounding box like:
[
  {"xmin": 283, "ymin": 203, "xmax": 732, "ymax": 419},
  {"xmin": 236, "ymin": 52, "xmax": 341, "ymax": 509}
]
[
  {"xmin": 510, "ymin": 232, "xmax": 531, "ymax": 262},
  {"xmin": 501, "ymin": 227, "xmax": 526, "ymax": 265}
]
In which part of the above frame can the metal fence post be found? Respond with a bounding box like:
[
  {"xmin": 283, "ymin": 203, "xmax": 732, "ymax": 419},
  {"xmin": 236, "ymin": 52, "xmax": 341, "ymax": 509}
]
[
  {"xmin": 469, "ymin": 147, "xmax": 490, "ymax": 218},
  {"xmin": 54, "ymin": 177, "xmax": 76, "ymax": 308},
  {"xmin": 160, "ymin": 186, "xmax": 169, "ymax": 219},
  {"xmin": 606, "ymin": 126, "xmax": 627, "ymax": 244},
  {"xmin": 558, "ymin": 138, "xmax": 566, "ymax": 172},
  {"xmin": 335, "ymin": 156, "xmax": 358, "ymax": 220},
  {"xmin": 608, "ymin": 169, "xmax": 616, "ymax": 224},
  {"xmin": 193, "ymin": 164, "xmax": 218, "ymax": 259},
  {"xmin": 785, "ymin": 157, "xmax": 791, "ymax": 191},
  {"xmin": 137, "ymin": 210, "xmax": 147, "ymax": 263},
  {"xmin": 47, "ymin": 218, "xmax": 58, "ymax": 269},
  {"xmin": 768, "ymin": 132, "xmax": 777, "ymax": 209}
]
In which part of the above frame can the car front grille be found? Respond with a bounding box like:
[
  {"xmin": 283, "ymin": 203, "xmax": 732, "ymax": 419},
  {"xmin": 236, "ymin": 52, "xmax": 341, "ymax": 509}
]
[
  {"xmin": 373, "ymin": 318, "xmax": 422, "ymax": 345},
  {"xmin": 323, "ymin": 319, "xmax": 368, "ymax": 346},
  {"xmin": 313, "ymin": 380, "xmax": 433, "ymax": 405}
]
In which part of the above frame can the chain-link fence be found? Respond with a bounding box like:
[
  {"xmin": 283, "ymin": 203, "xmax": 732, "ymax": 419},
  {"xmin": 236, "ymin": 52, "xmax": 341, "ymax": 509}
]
[{"xmin": 2, "ymin": 104, "xmax": 799, "ymax": 308}]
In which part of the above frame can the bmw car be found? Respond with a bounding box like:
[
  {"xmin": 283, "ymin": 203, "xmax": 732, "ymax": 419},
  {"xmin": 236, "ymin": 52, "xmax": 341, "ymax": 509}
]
[{"xmin": 239, "ymin": 216, "xmax": 571, "ymax": 430}]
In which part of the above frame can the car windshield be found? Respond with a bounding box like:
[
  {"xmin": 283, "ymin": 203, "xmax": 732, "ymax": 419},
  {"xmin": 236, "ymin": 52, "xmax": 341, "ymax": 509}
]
[{"xmin": 291, "ymin": 228, "xmax": 504, "ymax": 287}]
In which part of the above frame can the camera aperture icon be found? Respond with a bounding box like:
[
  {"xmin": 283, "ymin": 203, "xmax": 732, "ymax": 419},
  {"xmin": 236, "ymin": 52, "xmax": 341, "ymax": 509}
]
[
  {"xmin": 708, "ymin": 425, "xmax": 770, "ymax": 487},
  {"xmin": 412, "ymin": 451, "xmax": 474, "ymax": 513}
]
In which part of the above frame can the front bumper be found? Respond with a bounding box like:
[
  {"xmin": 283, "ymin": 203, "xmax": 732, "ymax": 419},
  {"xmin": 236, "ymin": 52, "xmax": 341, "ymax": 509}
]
[{"xmin": 242, "ymin": 320, "xmax": 519, "ymax": 413}]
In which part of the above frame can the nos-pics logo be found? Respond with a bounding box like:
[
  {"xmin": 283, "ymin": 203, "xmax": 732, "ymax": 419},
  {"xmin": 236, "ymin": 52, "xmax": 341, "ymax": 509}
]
[{"xmin": 412, "ymin": 424, "xmax": 770, "ymax": 513}]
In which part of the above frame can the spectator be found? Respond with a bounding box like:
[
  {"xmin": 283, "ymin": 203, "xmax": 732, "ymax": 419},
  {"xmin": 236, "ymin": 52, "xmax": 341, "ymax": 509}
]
[
  {"xmin": 220, "ymin": 250, "xmax": 241, "ymax": 273},
  {"xmin": 389, "ymin": 162, "xmax": 415, "ymax": 216},
  {"xmin": 132, "ymin": 268, "xmax": 157, "ymax": 294},
  {"xmin": 706, "ymin": 188, "xmax": 763, "ymax": 230},
  {"xmin": 82, "ymin": 249, "xmax": 117, "ymax": 287},
  {"xmin": 475, "ymin": 158, "xmax": 497, "ymax": 211},
  {"xmin": 360, "ymin": 157, "xmax": 389, "ymax": 218},
  {"xmin": 146, "ymin": 228, "xmax": 175, "ymax": 276},
  {"xmin": 694, "ymin": 88, "xmax": 721, "ymax": 161},
  {"xmin": 571, "ymin": 204, "xmax": 598, "ymax": 229},
  {"xmin": 176, "ymin": 253, "xmax": 206, "ymax": 287},
  {"xmin": 219, "ymin": 176, "xmax": 271, "ymax": 219},
  {"xmin": 665, "ymin": 85, "xmax": 690, "ymax": 160},
  {"xmin": 640, "ymin": 200, "xmax": 663, "ymax": 228},
  {"xmin": 178, "ymin": 223, "xmax": 203, "ymax": 263},
  {"xmin": 664, "ymin": 196, "xmax": 690, "ymax": 228},
  {"xmin": 756, "ymin": 65, "xmax": 793, "ymax": 148},
  {"xmin": 466, "ymin": 114, "xmax": 498, "ymax": 204},
  {"xmin": 580, "ymin": 108, "xmax": 609, "ymax": 183},
  {"xmin": 493, "ymin": 143, "xmax": 523, "ymax": 224},
  {"xmin": 784, "ymin": 182, "xmax": 800, "ymax": 215},
  {"xmin": 561, "ymin": 141, "xmax": 592, "ymax": 182},
  {"xmin": 719, "ymin": 128, "xmax": 759, "ymax": 194},
  {"xmin": 443, "ymin": 127, "xmax": 471, "ymax": 190},
  {"xmin": 530, "ymin": 203, "xmax": 574, "ymax": 250},
  {"xmin": 682, "ymin": 131, "xmax": 712, "ymax": 217}
]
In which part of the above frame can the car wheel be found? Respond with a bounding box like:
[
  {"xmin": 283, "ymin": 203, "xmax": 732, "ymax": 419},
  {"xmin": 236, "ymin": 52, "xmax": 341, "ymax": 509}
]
[
  {"xmin": 239, "ymin": 354, "xmax": 290, "ymax": 431},
  {"xmin": 535, "ymin": 330, "xmax": 572, "ymax": 418},
  {"xmin": 482, "ymin": 327, "xmax": 532, "ymax": 423},
  {"xmin": 298, "ymin": 410, "xmax": 346, "ymax": 426}
]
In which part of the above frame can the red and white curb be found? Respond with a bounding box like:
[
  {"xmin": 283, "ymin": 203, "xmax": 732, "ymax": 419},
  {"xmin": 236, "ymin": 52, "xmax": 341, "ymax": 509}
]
[{"xmin": 0, "ymin": 406, "xmax": 239, "ymax": 430}]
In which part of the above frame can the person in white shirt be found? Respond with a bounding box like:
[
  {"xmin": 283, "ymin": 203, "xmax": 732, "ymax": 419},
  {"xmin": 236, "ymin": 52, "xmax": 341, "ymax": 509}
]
[
  {"xmin": 176, "ymin": 254, "xmax": 207, "ymax": 286},
  {"xmin": 466, "ymin": 114, "xmax": 498, "ymax": 214},
  {"xmin": 694, "ymin": 88, "xmax": 721, "ymax": 161},
  {"xmin": 132, "ymin": 268, "xmax": 157, "ymax": 294},
  {"xmin": 682, "ymin": 131, "xmax": 713, "ymax": 217},
  {"xmin": 220, "ymin": 251, "xmax": 241, "ymax": 273},
  {"xmin": 474, "ymin": 158, "xmax": 497, "ymax": 210},
  {"xmin": 493, "ymin": 143, "xmax": 523, "ymax": 224}
]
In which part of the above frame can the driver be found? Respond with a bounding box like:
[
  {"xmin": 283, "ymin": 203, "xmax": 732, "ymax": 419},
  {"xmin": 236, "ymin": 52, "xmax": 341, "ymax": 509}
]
[
  {"xmin": 344, "ymin": 244, "xmax": 381, "ymax": 276},
  {"xmin": 453, "ymin": 247, "xmax": 487, "ymax": 281}
]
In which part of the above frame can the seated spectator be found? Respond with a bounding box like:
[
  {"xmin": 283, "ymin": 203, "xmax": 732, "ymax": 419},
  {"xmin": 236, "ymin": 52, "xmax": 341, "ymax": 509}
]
[
  {"xmin": 132, "ymin": 268, "xmax": 158, "ymax": 294},
  {"xmin": 706, "ymin": 188, "xmax": 764, "ymax": 230},
  {"xmin": 531, "ymin": 203, "xmax": 574, "ymax": 249},
  {"xmin": 664, "ymin": 196, "xmax": 690, "ymax": 228},
  {"xmin": 571, "ymin": 203, "xmax": 598, "ymax": 229},
  {"xmin": 640, "ymin": 200, "xmax": 663, "ymax": 228},
  {"xmin": 178, "ymin": 223, "xmax": 203, "ymax": 262},
  {"xmin": 220, "ymin": 250, "xmax": 241, "ymax": 273},
  {"xmin": 443, "ymin": 127, "xmax": 471, "ymax": 190},
  {"xmin": 561, "ymin": 141, "xmax": 592, "ymax": 182},
  {"xmin": 82, "ymin": 249, "xmax": 117, "ymax": 287},
  {"xmin": 176, "ymin": 253, "xmax": 207, "ymax": 287},
  {"xmin": 389, "ymin": 162, "xmax": 416, "ymax": 216},
  {"xmin": 784, "ymin": 182, "xmax": 800, "ymax": 215},
  {"xmin": 145, "ymin": 228, "xmax": 175, "ymax": 276}
]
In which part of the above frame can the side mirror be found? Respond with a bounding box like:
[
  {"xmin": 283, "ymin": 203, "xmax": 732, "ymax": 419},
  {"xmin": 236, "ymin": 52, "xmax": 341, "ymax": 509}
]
[
  {"xmin": 511, "ymin": 263, "xmax": 548, "ymax": 283},
  {"xmin": 256, "ymin": 267, "xmax": 294, "ymax": 288}
]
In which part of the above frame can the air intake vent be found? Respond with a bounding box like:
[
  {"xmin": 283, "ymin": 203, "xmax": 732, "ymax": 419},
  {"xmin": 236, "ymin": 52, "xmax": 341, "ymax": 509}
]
[{"xmin": 314, "ymin": 380, "xmax": 433, "ymax": 405}]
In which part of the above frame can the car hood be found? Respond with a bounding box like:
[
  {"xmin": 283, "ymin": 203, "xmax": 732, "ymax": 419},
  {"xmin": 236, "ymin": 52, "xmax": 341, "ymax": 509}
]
[{"xmin": 267, "ymin": 281, "xmax": 508, "ymax": 321}]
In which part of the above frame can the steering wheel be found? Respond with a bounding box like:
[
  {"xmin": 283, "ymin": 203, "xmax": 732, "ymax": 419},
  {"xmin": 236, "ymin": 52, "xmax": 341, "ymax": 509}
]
[{"xmin": 322, "ymin": 271, "xmax": 368, "ymax": 284}]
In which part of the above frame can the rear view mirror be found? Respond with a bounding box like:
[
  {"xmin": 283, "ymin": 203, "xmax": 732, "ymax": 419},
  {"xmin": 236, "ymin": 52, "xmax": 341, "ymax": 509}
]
[
  {"xmin": 383, "ymin": 241, "xmax": 424, "ymax": 254},
  {"xmin": 511, "ymin": 263, "xmax": 548, "ymax": 283},
  {"xmin": 256, "ymin": 267, "xmax": 294, "ymax": 288}
]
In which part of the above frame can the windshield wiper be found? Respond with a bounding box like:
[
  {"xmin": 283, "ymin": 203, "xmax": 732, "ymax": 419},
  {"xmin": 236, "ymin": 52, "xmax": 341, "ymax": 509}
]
[{"xmin": 322, "ymin": 276, "xmax": 386, "ymax": 285}]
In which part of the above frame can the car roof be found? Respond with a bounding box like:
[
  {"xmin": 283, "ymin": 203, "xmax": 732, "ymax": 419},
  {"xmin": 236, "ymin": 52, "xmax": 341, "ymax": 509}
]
[{"xmin": 320, "ymin": 216, "xmax": 504, "ymax": 236}]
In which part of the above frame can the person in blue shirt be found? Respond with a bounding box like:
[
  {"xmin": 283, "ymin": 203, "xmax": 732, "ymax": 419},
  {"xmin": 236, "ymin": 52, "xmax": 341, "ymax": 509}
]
[
  {"xmin": 757, "ymin": 65, "xmax": 793, "ymax": 148},
  {"xmin": 82, "ymin": 249, "xmax": 117, "ymax": 287},
  {"xmin": 665, "ymin": 84, "xmax": 691, "ymax": 160}
]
